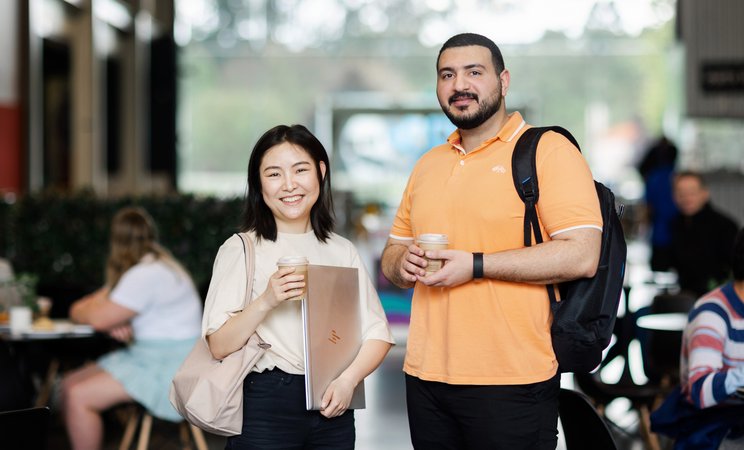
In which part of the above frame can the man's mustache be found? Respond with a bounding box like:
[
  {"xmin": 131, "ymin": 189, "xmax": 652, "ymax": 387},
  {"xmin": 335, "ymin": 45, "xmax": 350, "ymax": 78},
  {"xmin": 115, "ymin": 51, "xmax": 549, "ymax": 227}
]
[{"xmin": 449, "ymin": 92, "xmax": 478, "ymax": 104}]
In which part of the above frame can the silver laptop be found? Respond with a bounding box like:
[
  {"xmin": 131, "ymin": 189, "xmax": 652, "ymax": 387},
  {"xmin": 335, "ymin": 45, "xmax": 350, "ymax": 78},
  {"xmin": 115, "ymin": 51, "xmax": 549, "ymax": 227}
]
[{"xmin": 302, "ymin": 264, "xmax": 365, "ymax": 410}]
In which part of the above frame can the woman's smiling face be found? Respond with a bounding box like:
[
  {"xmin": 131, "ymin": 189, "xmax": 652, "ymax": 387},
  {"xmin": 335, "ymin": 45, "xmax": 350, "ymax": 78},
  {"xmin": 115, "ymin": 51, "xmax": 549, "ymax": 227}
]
[{"xmin": 260, "ymin": 141, "xmax": 326, "ymax": 233}]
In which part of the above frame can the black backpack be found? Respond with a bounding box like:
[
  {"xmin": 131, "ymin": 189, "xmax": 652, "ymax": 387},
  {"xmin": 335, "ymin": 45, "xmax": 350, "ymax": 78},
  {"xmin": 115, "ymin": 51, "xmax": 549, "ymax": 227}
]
[{"xmin": 512, "ymin": 126, "xmax": 627, "ymax": 373}]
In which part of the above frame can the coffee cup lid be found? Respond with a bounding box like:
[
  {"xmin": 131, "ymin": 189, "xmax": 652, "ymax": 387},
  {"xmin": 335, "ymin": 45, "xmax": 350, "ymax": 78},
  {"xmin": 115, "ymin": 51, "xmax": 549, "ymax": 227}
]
[
  {"xmin": 277, "ymin": 256, "xmax": 309, "ymax": 265},
  {"xmin": 416, "ymin": 233, "xmax": 448, "ymax": 244}
]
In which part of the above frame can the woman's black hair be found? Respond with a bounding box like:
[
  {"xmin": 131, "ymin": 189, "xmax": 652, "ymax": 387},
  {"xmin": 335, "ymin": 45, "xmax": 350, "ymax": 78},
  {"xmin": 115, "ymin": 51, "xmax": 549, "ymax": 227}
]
[{"xmin": 241, "ymin": 124, "xmax": 334, "ymax": 242}]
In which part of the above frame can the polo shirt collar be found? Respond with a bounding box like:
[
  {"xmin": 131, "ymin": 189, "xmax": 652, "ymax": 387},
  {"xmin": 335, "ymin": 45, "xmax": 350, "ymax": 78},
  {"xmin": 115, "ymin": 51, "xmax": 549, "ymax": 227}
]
[{"xmin": 447, "ymin": 111, "xmax": 526, "ymax": 154}]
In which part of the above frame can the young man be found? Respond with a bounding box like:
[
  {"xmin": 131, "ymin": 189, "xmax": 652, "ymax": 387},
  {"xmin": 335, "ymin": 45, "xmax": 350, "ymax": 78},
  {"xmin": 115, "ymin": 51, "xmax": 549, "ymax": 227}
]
[
  {"xmin": 380, "ymin": 33, "xmax": 603, "ymax": 450},
  {"xmin": 670, "ymin": 171, "xmax": 739, "ymax": 296}
]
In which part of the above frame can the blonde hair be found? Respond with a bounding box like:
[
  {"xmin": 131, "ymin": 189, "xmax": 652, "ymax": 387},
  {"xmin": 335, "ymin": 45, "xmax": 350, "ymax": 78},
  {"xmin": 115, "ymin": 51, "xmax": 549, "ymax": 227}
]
[{"xmin": 106, "ymin": 207, "xmax": 189, "ymax": 288}]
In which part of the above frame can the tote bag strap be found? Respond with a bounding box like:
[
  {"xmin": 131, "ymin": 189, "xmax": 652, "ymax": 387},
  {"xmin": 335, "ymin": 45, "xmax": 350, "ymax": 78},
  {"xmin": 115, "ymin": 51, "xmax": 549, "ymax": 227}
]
[
  {"xmin": 236, "ymin": 232, "xmax": 256, "ymax": 303},
  {"xmin": 236, "ymin": 232, "xmax": 267, "ymax": 347}
]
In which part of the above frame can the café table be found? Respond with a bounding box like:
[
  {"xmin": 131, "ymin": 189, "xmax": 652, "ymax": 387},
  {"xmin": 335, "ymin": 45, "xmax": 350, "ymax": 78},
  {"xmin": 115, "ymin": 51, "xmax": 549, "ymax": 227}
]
[
  {"xmin": 636, "ymin": 313, "xmax": 689, "ymax": 332},
  {"xmin": 635, "ymin": 311, "xmax": 688, "ymax": 405},
  {"xmin": 0, "ymin": 320, "xmax": 98, "ymax": 407}
]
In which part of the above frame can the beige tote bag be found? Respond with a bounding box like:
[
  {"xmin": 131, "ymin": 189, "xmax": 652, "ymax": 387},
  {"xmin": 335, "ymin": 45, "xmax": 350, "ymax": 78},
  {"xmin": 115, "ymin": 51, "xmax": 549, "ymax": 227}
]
[{"xmin": 169, "ymin": 233, "xmax": 270, "ymax": 436}]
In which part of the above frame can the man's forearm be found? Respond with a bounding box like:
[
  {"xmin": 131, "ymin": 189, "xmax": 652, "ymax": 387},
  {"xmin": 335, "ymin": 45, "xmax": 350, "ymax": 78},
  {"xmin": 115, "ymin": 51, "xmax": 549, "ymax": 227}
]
[{"xmin": 484, "ymin": 228, "xmax": 601, "ymax": 284}]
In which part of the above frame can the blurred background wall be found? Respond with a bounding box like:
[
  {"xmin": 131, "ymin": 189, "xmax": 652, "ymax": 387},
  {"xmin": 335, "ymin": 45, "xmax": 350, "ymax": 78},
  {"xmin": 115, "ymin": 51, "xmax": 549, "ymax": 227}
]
[
  {"xmin": 3, "ymin": 1, "xmax": 743, "ymax": 204},
  {"xmin": 1, "ymin": 0, "xmax": 743, "ymax": 316},
  {"xmin": 0, "ymin": 1, "xmax": 21, "ymax": 194}
]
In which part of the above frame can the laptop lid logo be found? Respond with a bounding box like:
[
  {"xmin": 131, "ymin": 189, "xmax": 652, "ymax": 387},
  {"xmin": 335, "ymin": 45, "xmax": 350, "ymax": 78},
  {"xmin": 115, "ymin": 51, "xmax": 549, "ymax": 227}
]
[{"xmin": 328, "ymin": 330, "xmax": 341, "ymax": 344}]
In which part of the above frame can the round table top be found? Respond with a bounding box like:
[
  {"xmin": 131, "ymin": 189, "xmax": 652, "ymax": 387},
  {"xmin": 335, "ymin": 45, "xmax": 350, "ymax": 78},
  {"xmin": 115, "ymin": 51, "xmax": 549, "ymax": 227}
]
[
  {"xmin": 636, "ymin": 313, "xmax": 688, "ymax": 331},
  {"xmin": 0, "ymin": 319, "xmax": 95, "ymax": 341}
]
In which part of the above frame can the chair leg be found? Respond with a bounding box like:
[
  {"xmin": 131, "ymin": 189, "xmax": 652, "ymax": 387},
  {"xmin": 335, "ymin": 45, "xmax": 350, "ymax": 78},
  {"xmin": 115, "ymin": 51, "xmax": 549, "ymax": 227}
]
[
  {"xmin": 136, "ymin": 413, "xmax": 153, "ymax": 450},
  {"xmin": 119, "ymin": 408, "xmax": 140, "ymax": 450},
  {"xmin": 179, "ymin": 421, "xmax": 192, "ymax": 450},
  {"xmin": 189, "ymin": 424, "xmax": 209, "ymax": 450},
  {"xmin": 34, "ymin": 358, "xmax": 60, "ymax": 407},
  {"xmin": 121, "ymin": 406, "xmax": 197, "ymax": 450},
  {"xmin": 639, "ymin": 404, "xmax": 661, "ymax": 450},
  {"xmin": 178, "ymin": 421, "xmax": 208, "ymax": 450}
]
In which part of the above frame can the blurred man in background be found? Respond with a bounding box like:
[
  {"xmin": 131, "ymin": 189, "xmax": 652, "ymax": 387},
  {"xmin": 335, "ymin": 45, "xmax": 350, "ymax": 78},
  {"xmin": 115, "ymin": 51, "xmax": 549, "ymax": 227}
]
[{"xmin": 669, "ymin": 171, "xmax": 738, "ymax": 296}]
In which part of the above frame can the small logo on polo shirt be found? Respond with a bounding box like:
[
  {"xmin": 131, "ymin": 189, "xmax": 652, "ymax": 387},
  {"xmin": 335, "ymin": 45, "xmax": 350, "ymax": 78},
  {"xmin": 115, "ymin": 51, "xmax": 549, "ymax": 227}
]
[{"xmin": 491, "ymin": 165, "xmax": 506, "ymax": 173}]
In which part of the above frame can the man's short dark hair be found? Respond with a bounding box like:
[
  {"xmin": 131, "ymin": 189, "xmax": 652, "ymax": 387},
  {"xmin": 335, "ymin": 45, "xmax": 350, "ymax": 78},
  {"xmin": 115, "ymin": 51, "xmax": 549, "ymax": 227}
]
[
  {"xmin": 674, "ymin": 170, "xmax": 707, "ymax": 189},
  {"xmin": 437, "ymin": 33, "xmax": 505, "ymax": 74},
  {"xmin": 733, "ymin": 228, "xmax": 744, "ymax": 281}
]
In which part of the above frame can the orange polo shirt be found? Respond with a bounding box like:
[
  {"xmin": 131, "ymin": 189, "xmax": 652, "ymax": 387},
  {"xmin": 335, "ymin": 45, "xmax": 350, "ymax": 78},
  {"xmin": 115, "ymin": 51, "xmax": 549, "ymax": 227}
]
[{"xmin": 390, "ymin": 112, "xmax": 602, "ymax": 385}]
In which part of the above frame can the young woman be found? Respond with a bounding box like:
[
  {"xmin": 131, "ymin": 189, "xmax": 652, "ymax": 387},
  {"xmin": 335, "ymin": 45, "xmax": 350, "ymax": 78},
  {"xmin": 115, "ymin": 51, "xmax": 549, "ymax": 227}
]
[
  {"xmin": 61, "ymin": 207, "xmax": 202, "ymax": 450},
  {"xmin": 203, "ymin": 124, "xmax": 394, "ymax": 449}
]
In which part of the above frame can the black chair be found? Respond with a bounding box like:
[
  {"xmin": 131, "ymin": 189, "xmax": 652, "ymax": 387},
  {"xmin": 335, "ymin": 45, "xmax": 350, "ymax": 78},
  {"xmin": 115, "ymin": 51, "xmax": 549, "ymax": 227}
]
[
  {"xmin": 118, "ymin": 403, "xmax": 208, "ymax": 450},
  {"xmin": 0, "ymin": 406, "xmax": 51, "ymax": 450},
  {"xmin": 0, "ymin": 341, "xmax": 34, "ymax": 410},
  {"xmin": 573, "ymin": 286, "xmax": 664, "ymax": 450},
  {"xmin": 559, "ymin": 388, "xmax": 618, "ymax": 450},
  {"xmin": 643, "ymin": 292, "xmax": 697, "ymax": 386},
  {"xmin": 575, "ymin": 290, "xmax": 697, "ymax": 450}
]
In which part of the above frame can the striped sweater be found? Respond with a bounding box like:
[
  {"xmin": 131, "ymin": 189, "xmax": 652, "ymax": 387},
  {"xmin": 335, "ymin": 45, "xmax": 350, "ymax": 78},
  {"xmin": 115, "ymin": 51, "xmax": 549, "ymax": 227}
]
[{"xmin": 680, "ymin": 282, "xmax": 744, "ymax": 408}]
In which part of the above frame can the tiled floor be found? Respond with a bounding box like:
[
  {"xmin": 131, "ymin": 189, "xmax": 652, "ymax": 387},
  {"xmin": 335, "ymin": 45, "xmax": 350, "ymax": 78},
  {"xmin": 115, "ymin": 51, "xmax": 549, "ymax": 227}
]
[{"xmin": 355, "ymin": 329, "xmax": 412, "ymax": 450}]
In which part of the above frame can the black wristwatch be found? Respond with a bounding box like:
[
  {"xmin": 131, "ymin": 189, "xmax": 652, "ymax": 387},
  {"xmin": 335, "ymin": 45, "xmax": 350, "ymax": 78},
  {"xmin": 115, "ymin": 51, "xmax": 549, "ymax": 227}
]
[{"xmin": 472, "ymin": 252, "xmax": 484, "ymax": 279}]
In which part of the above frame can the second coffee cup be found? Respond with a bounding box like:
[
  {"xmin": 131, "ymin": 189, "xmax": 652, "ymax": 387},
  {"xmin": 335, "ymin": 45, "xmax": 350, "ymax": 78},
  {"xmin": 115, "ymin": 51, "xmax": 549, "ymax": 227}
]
[
  {"xmin": 277, "ymin": 256, "xmax": 309, "ymax": 300},
  {"xmin": 416, "ymin": 234, "xmax": 449, "ymax": 273}
]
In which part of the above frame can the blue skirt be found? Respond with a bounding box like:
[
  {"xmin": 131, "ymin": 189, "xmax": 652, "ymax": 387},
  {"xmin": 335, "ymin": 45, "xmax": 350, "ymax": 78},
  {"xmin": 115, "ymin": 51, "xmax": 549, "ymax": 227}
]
[{"xmin": 98, "ymin": 338, "xmax": 195, "ymax": 422}]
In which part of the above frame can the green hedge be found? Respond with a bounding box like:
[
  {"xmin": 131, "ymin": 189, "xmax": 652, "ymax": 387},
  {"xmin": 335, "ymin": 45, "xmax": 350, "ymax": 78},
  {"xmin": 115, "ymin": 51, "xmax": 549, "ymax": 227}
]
[{"xmin": 2, "ymin": 191, "xmax": 244, "ymax": 313}]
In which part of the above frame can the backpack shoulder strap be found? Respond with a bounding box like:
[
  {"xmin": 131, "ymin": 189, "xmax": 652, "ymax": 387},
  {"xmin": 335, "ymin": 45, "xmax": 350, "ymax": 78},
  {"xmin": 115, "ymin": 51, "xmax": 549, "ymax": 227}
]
[
  {"xmin": 512, "ymin": 127, "xmax": 541, "ymax": 247},
  {"xmin": 511, "ymin": 125, "xmax": 582, "ymax": 247},
  {"xmin": 511, "ymin": 125, "xmax": 582, "ymax": 306}
]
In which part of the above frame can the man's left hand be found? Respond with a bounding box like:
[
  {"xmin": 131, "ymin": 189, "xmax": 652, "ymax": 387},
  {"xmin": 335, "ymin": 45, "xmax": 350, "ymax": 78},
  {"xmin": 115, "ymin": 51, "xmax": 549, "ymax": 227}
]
[{"xmin": 416, "ymin": 249, "xmax": 476, "ymax": 288}]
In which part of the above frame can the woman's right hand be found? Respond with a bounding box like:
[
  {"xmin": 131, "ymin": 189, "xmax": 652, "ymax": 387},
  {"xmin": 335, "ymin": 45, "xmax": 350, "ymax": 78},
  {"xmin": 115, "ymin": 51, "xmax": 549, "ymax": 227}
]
[
  {"xmin": 108, "ymin": 324, "xmax": 134, "ymax": 343},
  {"xmin": 261, "ymin": 267, "xmax": 306, "ymax": 309}
]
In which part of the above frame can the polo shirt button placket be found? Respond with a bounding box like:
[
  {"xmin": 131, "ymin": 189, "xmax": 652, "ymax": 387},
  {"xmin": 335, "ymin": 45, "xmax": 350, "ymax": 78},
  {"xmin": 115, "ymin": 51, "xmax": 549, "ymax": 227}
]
[{"xmin": 459, "ymin": 160, "xmax": 465, "ymax": 166}]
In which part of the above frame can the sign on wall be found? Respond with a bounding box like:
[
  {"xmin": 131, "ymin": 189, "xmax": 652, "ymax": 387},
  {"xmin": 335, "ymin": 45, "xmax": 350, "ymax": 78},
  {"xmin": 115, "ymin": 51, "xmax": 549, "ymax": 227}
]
[{"xmin": 682, "ymin": 0, "xmax": 744, "ymax": 118}]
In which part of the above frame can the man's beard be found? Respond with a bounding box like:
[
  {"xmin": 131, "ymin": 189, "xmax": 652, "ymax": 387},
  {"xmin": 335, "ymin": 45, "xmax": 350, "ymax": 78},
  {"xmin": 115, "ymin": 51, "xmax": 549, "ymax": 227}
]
[{"xmin": 441, "ymin": 89, "xmax": 502, "ymax": 130}]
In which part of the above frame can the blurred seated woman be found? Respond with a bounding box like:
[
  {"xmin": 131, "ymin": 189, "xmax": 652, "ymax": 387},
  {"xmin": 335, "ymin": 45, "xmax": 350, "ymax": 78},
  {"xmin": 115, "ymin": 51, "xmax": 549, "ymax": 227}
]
[{"xmin": 60, "ymin": 206, "xmax": 202, "ymax": 450}]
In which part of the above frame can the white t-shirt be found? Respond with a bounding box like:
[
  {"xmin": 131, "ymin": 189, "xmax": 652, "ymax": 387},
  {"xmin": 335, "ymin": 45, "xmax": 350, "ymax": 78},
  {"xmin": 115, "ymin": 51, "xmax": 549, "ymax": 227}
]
[
  {"xmin": 110, "ymin": 255, "xmax": 202, "ymax": 340},
  {"xmin": 202, "ymin": 231, "xmax": 394, "ymax": 375}
]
